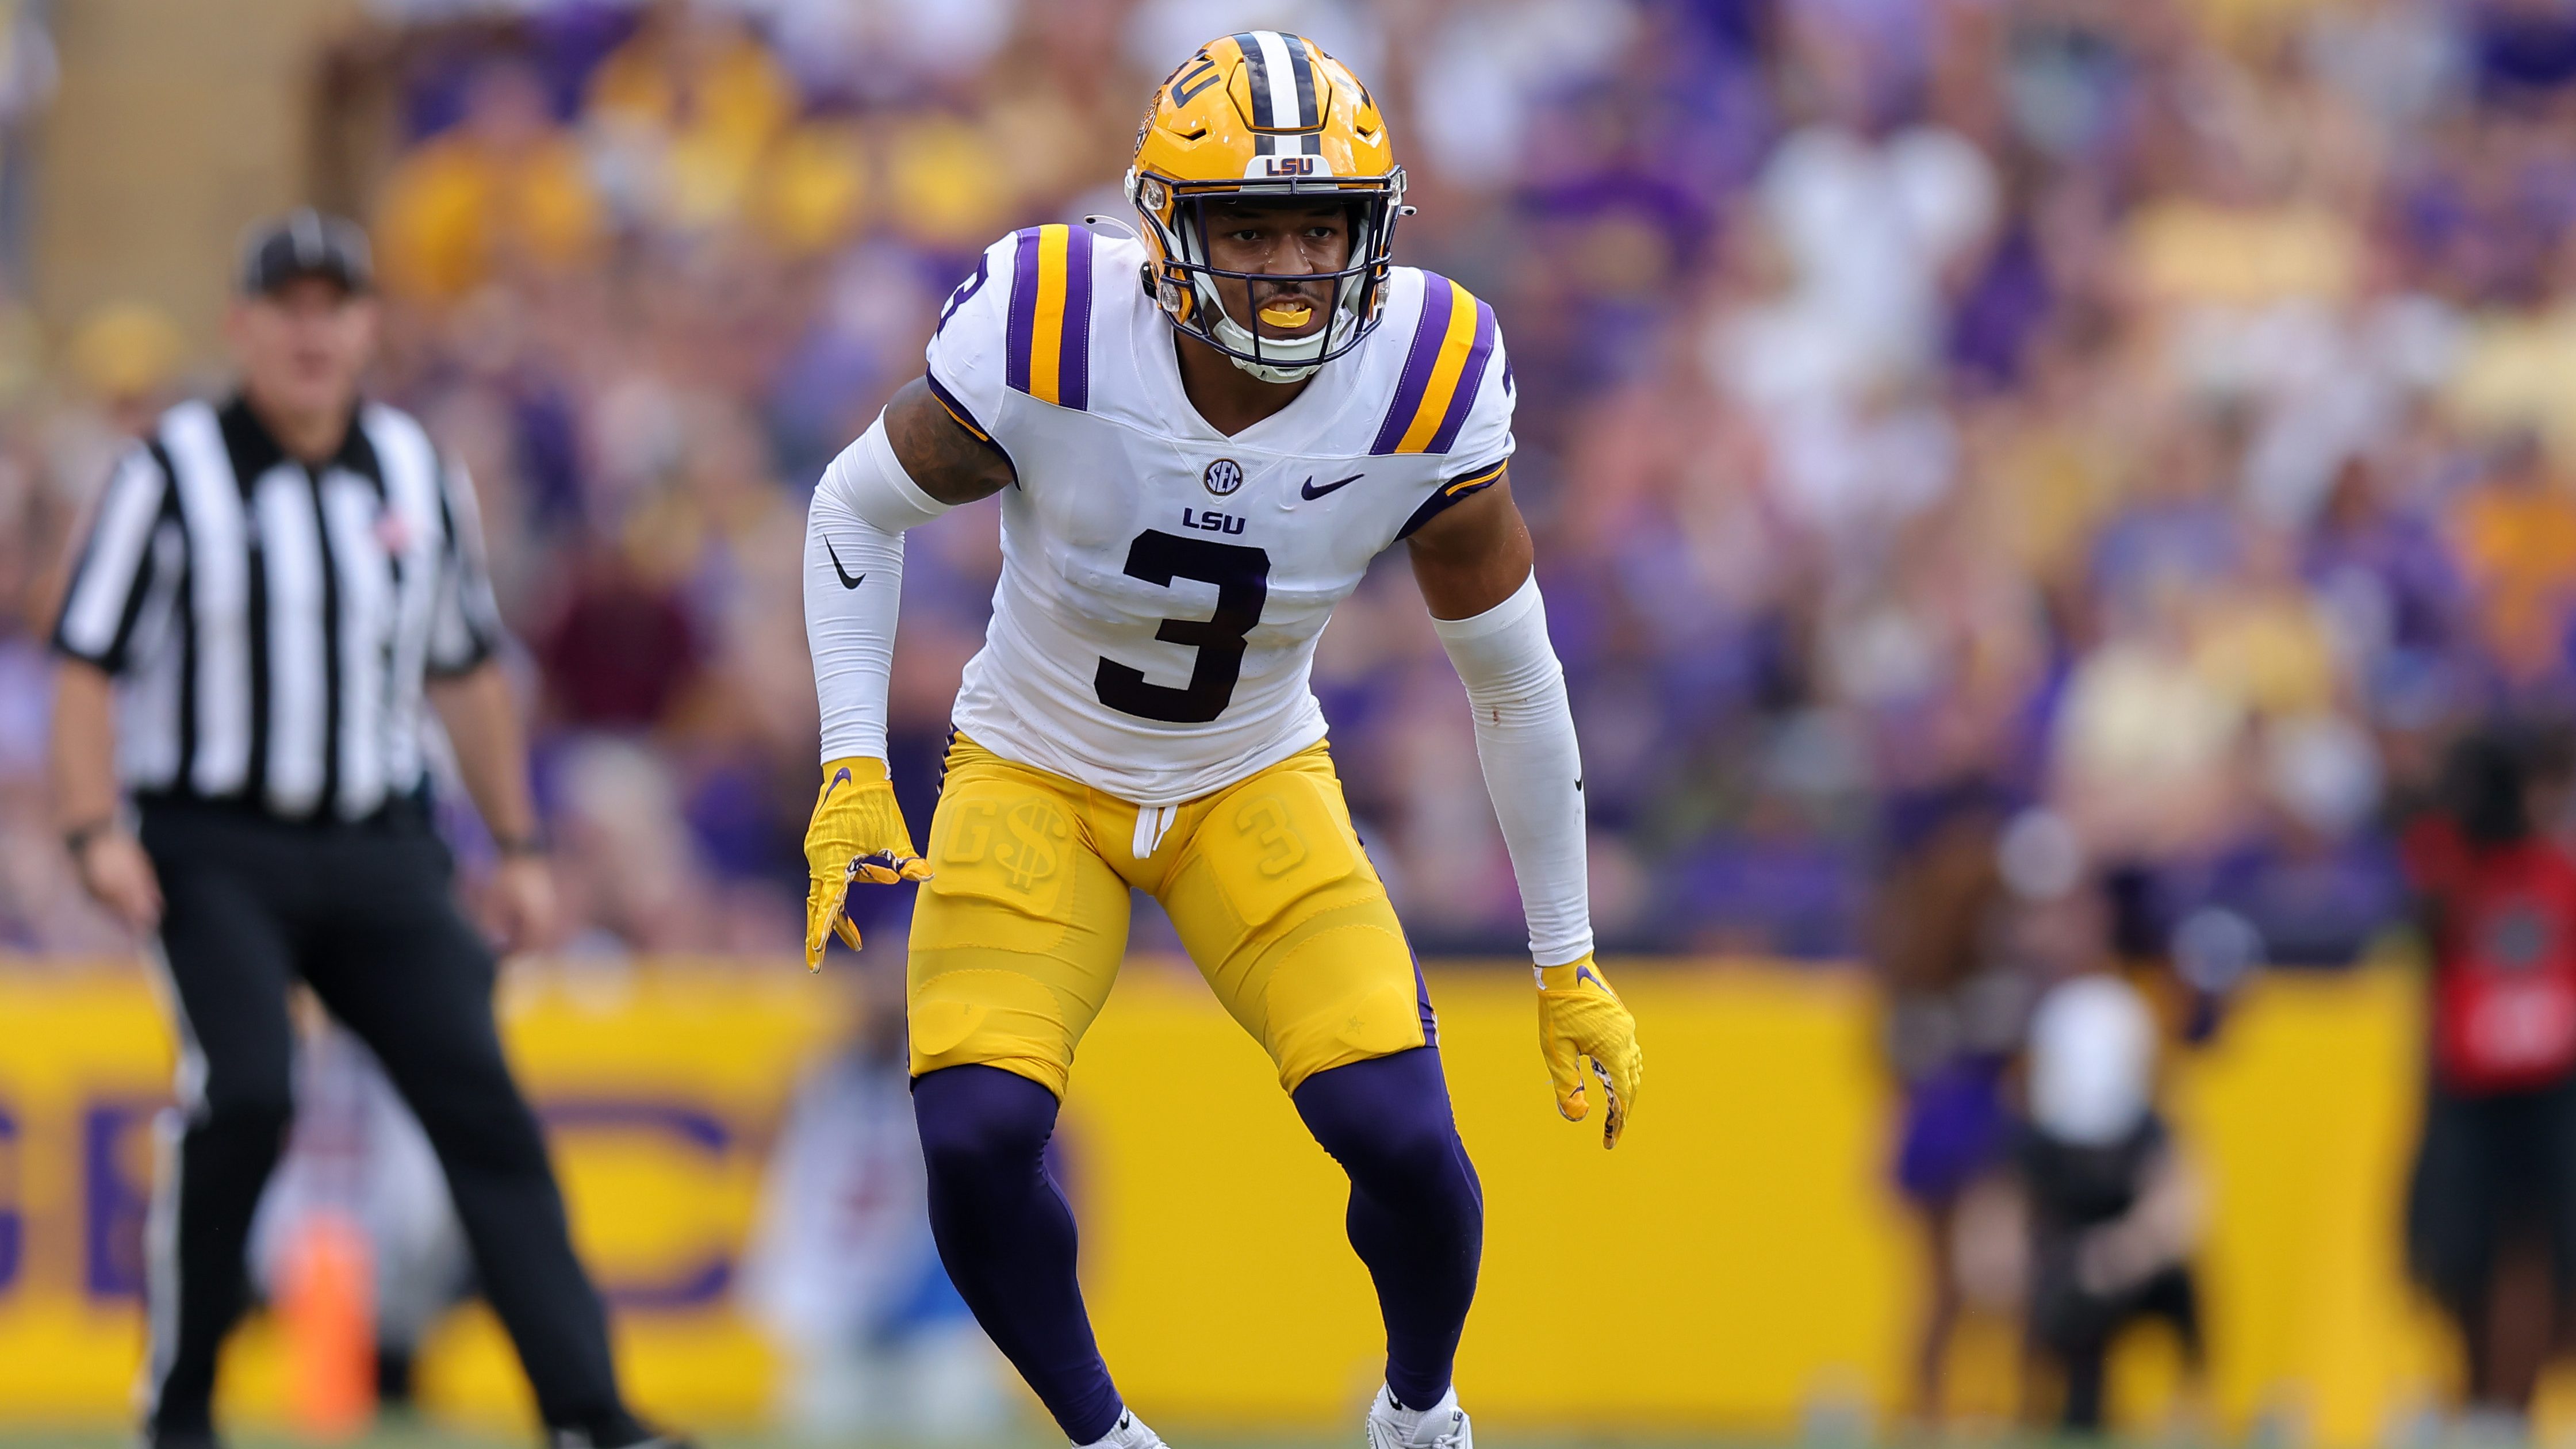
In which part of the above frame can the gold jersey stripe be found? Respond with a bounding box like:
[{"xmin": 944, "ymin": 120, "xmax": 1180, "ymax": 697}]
[
  {"xmin": 1028, "ymin": 225, "xmax": 1073, "ymax": 405},
  {"xmin": 1394, "ymin": 280, "xmax": 1482, "ymax": 454}
]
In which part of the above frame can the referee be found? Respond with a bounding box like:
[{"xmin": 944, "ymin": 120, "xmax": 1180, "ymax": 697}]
[{"xmin": 47, "ymin": 211, "xmax": 680, "ymax": 1449}]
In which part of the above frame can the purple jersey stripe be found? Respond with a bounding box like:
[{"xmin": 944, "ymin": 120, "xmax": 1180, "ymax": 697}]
[
  {"xmin": 1004, "ymin": 227, "xmax": 1042, "ymax": 394},
  {"xmin": 1060, "ymin": 225, "xmax": 1095, "ymax": 411},
  {"xmin": 1423, "ymin": 300, "xmax": 1497, "ymax": 454},
  {"xmin": 1370, "ymin": 278, "xmax": 1455, "ymax": 455}
]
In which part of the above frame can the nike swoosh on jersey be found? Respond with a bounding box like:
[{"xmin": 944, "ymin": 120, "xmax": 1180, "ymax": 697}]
[
  {"xmin": 1300, "ymin": 472, "xmax": 1365, "ymax": 500},
  {"xmin": 826, "ymin": 539, "xmax": 867, "ymax": 589}
]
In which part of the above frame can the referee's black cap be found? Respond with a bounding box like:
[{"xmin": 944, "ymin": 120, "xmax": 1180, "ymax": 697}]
[{"xmin": 236, "ymin": 208, "xmax": 374, "ymax": 297}]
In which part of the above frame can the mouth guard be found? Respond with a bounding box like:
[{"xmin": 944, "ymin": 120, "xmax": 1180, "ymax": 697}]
[{"xmin": 1259, "ymin": 301, "xmax": 1314, "ymax": 327}]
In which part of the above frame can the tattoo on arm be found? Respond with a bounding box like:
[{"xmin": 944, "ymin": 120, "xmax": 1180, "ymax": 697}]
[{"xmin": 885, "ymin": 377, "xmax": 1015, "ymax": 506}]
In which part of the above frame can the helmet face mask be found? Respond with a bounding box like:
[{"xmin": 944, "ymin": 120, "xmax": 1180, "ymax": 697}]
[
  {"xmin": 1135, "ymin": 180, "xmax": 1405, "ymax": 382},
  {"xmin": 1127, "ymin": 32, "xmax": 1408, "ymax": 384}
]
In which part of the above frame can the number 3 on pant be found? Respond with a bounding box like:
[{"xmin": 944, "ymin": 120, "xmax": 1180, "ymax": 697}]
[
  {"xmin": 1233, "ymin": 794, "xmax": 1310, "ymax": 877},
  {"xmin": 1093, "ymin": 529, "xmax": 1271, "ymax": 724}
]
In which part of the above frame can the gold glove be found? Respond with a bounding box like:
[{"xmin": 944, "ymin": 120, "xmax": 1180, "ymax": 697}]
[
  {"xmin": 801, "ymin": 757, "xmax": 931, "ymax": 969},
  {"xmin": 1537, "ymin": 954, "xmax": 1644, "ymax": 1148}
]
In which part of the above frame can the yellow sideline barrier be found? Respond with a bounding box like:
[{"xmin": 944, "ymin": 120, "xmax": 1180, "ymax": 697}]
[{"xmin": 0, "ymin": 959, "xmax": 2474, "ymax": 1439}]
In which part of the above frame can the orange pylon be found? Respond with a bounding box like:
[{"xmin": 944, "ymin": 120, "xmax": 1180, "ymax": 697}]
[{"xmin": 281, "ymin": 1210, "xmax": 375, "ymax": 1440}]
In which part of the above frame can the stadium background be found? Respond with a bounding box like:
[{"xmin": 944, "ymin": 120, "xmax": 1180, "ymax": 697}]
[{"xmin": 0, "ymin": 0, "xmax": 2572, "ymax": 1440}]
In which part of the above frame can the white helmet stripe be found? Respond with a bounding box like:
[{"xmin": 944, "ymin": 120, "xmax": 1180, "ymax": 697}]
[{"xmin": 1251, "ymin": 30, "xmax": 1305, "ymax": 130}]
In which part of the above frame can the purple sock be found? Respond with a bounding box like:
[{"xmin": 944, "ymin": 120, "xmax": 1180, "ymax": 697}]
[
  {"xmin": 913, "ymin": 1065, "xmax": 1124, "ymax": 1442},
  {"xmin": 1292, "ymin": 1048, "xmax": 1485, "ymax": 1411}
]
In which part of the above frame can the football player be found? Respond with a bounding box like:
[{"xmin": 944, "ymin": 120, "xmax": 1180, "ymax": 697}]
[{"xmin": 799, "ymin": 32, "xmax": 1643, "ymax": 1449}]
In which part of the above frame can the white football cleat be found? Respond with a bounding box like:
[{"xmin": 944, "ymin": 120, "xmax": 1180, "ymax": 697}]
[
  {"xmin": 1076, "ymin": 1410, "xmax": 1170, "ymax": 1449},
  {"xmin": 1366, "ymin": 1384, "xmax": 1472, "ymax": 1449}
]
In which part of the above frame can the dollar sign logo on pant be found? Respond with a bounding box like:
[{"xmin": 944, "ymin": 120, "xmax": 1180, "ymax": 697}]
[{"xmin": 996, "ymin": 800, "xmax": 1067, "ymax": 894}]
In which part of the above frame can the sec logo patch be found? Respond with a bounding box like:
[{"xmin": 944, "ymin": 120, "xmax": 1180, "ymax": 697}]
[{"xmin": 1202, "ymin": 458, "xmax": 1244, "ymax": 496}]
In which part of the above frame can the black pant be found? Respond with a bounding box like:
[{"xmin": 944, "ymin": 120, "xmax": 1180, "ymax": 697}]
[
  {"xmin": 136, "ymin": 798, "xmax": 628, "ymax": 1440},
  {"xmin": 2409, "ymin": 1074, "xmax": 2576, "ymax": 1316},
  {"xmin": 2030, "ymin": 1258, "xmax": 2202, "ymax": 1431}
]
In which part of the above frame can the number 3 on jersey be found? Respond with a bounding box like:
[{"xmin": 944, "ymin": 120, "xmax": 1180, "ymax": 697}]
[{"xmin": 1094, "ymin": 530, "xmax": 1269, "ymax": 724}]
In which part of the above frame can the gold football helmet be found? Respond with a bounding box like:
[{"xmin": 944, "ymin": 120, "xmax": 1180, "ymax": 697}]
[{"xmin": 1126, "ymin": 30, "xmax": 1408, "ymax": 382}]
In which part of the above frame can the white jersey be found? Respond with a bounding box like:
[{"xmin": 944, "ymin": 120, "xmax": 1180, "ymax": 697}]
[{"xmin": 926, "ymin": 224, "xmax": 1516, "ymax": 806}]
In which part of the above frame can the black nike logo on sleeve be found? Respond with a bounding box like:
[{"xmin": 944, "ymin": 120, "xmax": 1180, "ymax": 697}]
[
  {"xmin": 826, "ymin": 539, "xmax": 866, "ymax": 589},
  {"xmin": 1300, "ymin": 472, "xmax": 1365, "ymax": 500}
]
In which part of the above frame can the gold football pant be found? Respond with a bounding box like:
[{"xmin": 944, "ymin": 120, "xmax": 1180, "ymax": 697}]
[{"xmin": 906, "ymin": 733, "xmax": 1433, "ymax": 1095}]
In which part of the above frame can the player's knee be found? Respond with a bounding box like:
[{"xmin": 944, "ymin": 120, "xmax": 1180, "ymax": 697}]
[
  {"xmin": 1350, "ymin": 1119, "xmax": 1469, "ymax": 1191},
  {"xmin": 198, "ymin": 1064, "xmax": 296, "ymax": 1141},
  {"xmin": 1294, "ymin": 1049, "xmax": 1464, "ymax": 1180},
  {"xmin": 402, "ymin": 1067, "xmax": 548, "ymax": 1169},
  {"xmin": 913, "ymin": 1063, "xmax": 1059, "ymax": 1181},
  {"xmin": 198, "ymin": 1097, "xmax": 294, "ymax": 1159},
  {"xmin": 1343, "ymin": 1102, "xmax": 1455, "ymax": 1170}
]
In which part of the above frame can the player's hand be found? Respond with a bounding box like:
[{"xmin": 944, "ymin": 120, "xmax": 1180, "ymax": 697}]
[
  {"xmin": 74, "ymin": 828, "xmax": 163, "ymax": 932},
  {"xmin": 803, "ymin": 756, "xmax": 931, "ymax": 970},
  {"xmin": 485, "ymin": 855, "xmax": 558, "ymax": 955},
  {"xmin": 1537, "ymin": 954, "xmax": 1643, "ymax": 1148}
]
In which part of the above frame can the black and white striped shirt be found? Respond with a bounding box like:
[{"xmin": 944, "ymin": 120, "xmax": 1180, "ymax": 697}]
[{"xmin": 51, "ymin": 395, "xmax": 506, "ymax": 821}]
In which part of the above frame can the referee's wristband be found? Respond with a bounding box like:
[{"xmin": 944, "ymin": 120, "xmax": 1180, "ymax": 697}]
[{"xmin": 492, "ymin": 831, "xmax": 549, "ymax": 860}]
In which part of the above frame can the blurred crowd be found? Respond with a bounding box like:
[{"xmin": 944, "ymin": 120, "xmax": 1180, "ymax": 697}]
[{"xmin": 4, "ymin": 0, "xmax": 2576, "ymax": 967}]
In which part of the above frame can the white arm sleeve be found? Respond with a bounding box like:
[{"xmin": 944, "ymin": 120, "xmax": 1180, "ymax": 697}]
[
  {"xmin": 1431, "ymin": 574, "xmax": 1594, "ymax": 967},
  {"xmin": 804, "ymin": 415, "xmax": 952, "ymax": 763}
]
